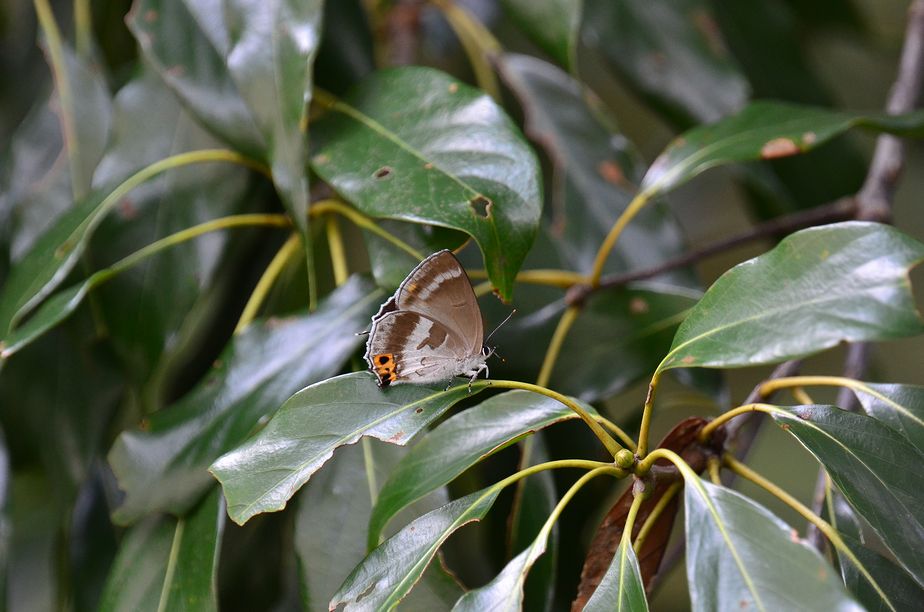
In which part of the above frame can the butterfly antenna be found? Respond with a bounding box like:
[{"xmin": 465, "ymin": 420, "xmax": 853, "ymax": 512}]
[{"xmin": 484, "ymin": 308, "xmax": 516, "ymax": 345}]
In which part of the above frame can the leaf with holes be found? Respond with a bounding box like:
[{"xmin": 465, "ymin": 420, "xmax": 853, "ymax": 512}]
[
  {"xmin": 210, "ymin": 372, "xmax": 490, "ymax": 525},
  {"xmin": 310, "ymin": 67, "xmax": 542, "ymax": 300},
  {"xmin": 659, "ymin": 222, "xmax": 924, "ymax": 371},
  {"xmin": 770, "ymin": 404, "xmax": 924, "ymax": 588}
]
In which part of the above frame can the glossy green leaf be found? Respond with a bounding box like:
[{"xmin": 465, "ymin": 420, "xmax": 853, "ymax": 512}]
[
  {"xmin": 496, "ymin": 54, "xmax": 690, "ymax": 279},
  {"xmin": 310, "ymin": 67, "xmax": 541, "ymax": 300},
  {"xmin": 709, "ymin": 1, "xmax": 868, "ymax": 211},
  {"xmin": 331, "ymin": 487, "xmax": 501, "ymax": 611},
  {"xmin": 582, "ymin": 534, "xmax": 648, "ymax": 612},
  {"xmin": 129, "ymin": 0, "xmax": 321, "ymax": 236},
  {"xmin": 108, "ymin": 276, "xmax": 382, "ymax": 524},
  {"xmin": 501, "ymin": 0, "xmax": 581, "ymax": 69},
  {"xmin": 642, "ymin": 101, "xmax": 924, "ymax": 197},
  {"xmin": 581, "ymin": 0, "xmax": 748, "ymax": 126},
  {"xmin": 828, "ymin": 489, "xmax": 924, "ymax": 611},
  {"xmin": 684, "ymin": 476, "xmax": 860, "ymax": 611},
  {"xmin": 452, "ymin": 527, "xmax": 551, "ymax": 611},
  {"xmin": 296, "ymin": 440, "xmax": 459, "ymax": 612},
  {"xmin": 853, "ymin": 383, "xmax": 924, "ymax": 451},
  {"xmin": 0, "ymin": 188, "xmax": 107, "ymax": 339},
  {"xmin": 369, "ymin": 390, "xmax": 593, "ymax": 548},
  {"xmin": 158, "ymin": 488, "xmax": 225, "ymax": 612},
  {"xmin": 770, "ymin": 404, "xmax": 924, "ymax": 588},
  {"xmin": 98, "ymin": 489, "xmax": 224, "ymax": 612},
  {"xmin": 660, "ymin": 222, "xmax": 924, "ymax": 371},
  {"xmin": 508, "ymin": 435, "xmax": 557, "ymax": 612},
  {"xmin": 212, "ymin": 372, "xmax": 489, "ymax": 525},
  {"xmin": 98, "ymin": 517, "xmax": 174, "ymax": 612}
]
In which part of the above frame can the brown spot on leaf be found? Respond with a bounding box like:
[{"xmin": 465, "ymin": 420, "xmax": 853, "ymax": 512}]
[
  {"xmin": 313, "ymin": 153, "xmax": 329, "ymax": 165},
  {"xmin": 213, "ymin": 359, "xmax": 223, "ymax": 369},
  {"xmin": 448, "ymin": 82, "xmax": 459, "ymax": 93},
  {"xmin": 374, "ymin": 166, "xmax": 392, "ymax": 179},
  {"xmin": 760, "ymin": 137, "xmax": 800, "ymax": 159},
  {"xmin": 802, "ymin": 131, "xmax": 817, "ymax": 146},
  {"xmin": 740, "ymin": 599, "xmax": 750, "ymax": 609},
  {"xmin": 144, "ymin": 9, "xmax": 158, "ymax": 22},
  {"xmin": 139, "ymin": 418, "xmax": 150, "ymax": 431},
  {"xmin": 629, "ymin": 297, "xmax": 650, "ymax": 315},
  {"xmin": 780, "ymin": 423, "xmax": 791, "ymax": 431},
  {"xmin": 597, "ymin": 160, "xmax": 625, "ymax": 186},
  {"xmin": 415, "ymin": 407, "xmax": 423, "ymax": 414},
  {"xmin": 423, "ymin": 162, "xmax": 433, "ymax": 169},
  {"xmin": 386, "ymin": 431, "xmax": 405, "ymax": 443},
  {"xmin": 469, "ymin": 195, "xmax": 492, "ymax": 218},
  {"xmin": 681, "ymin": 355, "xmax": 697, "ymax": 365}
]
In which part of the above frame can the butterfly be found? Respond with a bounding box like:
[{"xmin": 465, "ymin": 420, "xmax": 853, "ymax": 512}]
[{"xmin": 365, "ymin": 250, "xmax": 491, "ymax": 388}]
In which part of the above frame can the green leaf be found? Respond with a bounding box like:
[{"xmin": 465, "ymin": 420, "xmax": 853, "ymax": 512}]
[
  {"xmin": 98, "ymin": 517, "xmax": 175, "ymax": 612},
  {"xmin": 296, "ymin": 440, "xmax": 459, "ymax": 612},
  {"xmin": 642, "ymin": 101, "xmax": 924, "ymax": 197},
  {"xmin": 108, "ymin": 276, "xmax": 382, "ymax": 524},
  {"xmin": 770, "ymin": 404, "xmax": 924, "ymax": 588},
  {"xmin": 369, "ymin": 390, "xmax": 593, "ymax": 548},
  {"xmin": 0, "ymin": 180, "xmax": 107, "ymax": 338},
  {"xmin": 158, "ymin": 488, "xmax": 225, "ymax": 612},
  {"xmin": 128, "ymin": 0, "xmax": 322, "ymax": 236},
  {"xmin": 582, "ymin": 535, "xmax": 648, "ymax": 612},
  {"xmin": 828, "ymin": 489, "xmax": 924, "ymax": 611},
  {"xmin": 221, "ymin": 0, "xmax": 322, "ymax": 237},
  {"xmin": 508, "ymin": 435, "xmax": 557, "ymax": 612},
  {"xmin": 331, "ymin": 488, "xmax": 501, "ymax": 611},
  {"xmin": 660, "ymin": 222, "xmax": 924, "ymax": 371},
  {"xmin": 211, "ymin": 372, "xmax": 490, "ymax": 525},
  {"xmin": 98, "ymin": 489, "xmax": 224, "ymax": 612},
  {"xmin": 684, "ymin": 476, "xmax": 860, "ymax": 611},
  {"xmin": 581, "ymin": 0, "xmax": 748, "ymax": 126},
  {"xmin": 310, "ymin": 67, "xmax": 542, "ymax": 300},
  {"xmin": 501, "ymin": 0, "xmax": 582, "ymax": 69},
  {"xmin": 496, "ymin": 54, "xmax": 690, "ymax": 279},
  {"xmin": 853, "ymin": 383, "xmax": 924, "ymax": 451}
]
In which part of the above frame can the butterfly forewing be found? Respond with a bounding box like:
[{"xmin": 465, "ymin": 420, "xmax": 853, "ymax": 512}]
[{"xmin": 393, "ymin": 251, "xmax": 484, "ymax": 352}]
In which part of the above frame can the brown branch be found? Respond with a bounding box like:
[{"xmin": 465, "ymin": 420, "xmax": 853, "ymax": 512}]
[
  {"xmin": 567, "ymin": 199, "xmax": 856, "ymax": 306},
  {"xmin": 805, "ymin": 0, "xmax": 924, "ymax": 551},
  {"xmin": 855, "ymin": 0, "xmax": 924, "ymax": 221}
]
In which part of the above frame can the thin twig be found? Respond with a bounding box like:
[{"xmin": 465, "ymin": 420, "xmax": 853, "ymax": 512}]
[
  {"xmin": 566, "ymin": 199, "xmax": 856, "ymax": 305},
  {"xmin": 854, "ymin": 0, "xmax": 924, "ymax": 222}
]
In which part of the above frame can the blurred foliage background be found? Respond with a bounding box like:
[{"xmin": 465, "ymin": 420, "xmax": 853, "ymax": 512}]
[{"xmin": 0, "ymin": 0, "xmax": 922, "ymax": 610}]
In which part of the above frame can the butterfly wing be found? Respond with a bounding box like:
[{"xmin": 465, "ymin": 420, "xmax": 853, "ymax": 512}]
[
  {"xmin": 392, "ymin": 250, "xmax": 484, "ymax": 353},
  {"xmin": 365, "ymin": 310, "xmax": 469, "ymax": 386}
]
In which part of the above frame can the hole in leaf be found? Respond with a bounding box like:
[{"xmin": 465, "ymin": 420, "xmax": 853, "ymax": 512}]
[
  {"xmin": 374, "ymin": 166, "xmax": 393, "ymax": 179},
  {"xmin": 469, "ymin": 195, "xmax": 492, "ymax": 218}
]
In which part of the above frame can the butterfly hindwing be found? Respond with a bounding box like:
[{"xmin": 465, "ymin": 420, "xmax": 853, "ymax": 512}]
[{"xmin": 365, "ymin": 311, "xmax": 468, "ymax": 386}]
